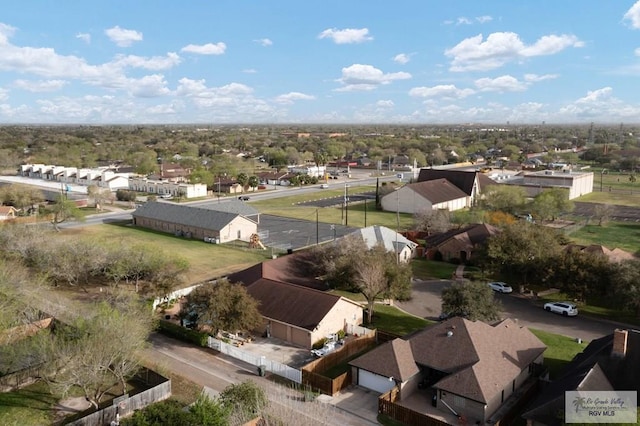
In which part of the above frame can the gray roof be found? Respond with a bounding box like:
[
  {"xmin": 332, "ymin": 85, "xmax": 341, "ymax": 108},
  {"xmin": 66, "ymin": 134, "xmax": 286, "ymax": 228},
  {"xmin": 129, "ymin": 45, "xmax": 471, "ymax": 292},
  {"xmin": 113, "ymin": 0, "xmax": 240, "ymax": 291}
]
[
  {"xmin": 133, "ymin": 201, "xmax": 255, "ymax": 231},
  {"xmin": 348, "ymin": 225, "xmax": 417, "ymax": 253},
  {"xmin": 198, "ymin": 199, "xmax": 260, "ymax": 218}
]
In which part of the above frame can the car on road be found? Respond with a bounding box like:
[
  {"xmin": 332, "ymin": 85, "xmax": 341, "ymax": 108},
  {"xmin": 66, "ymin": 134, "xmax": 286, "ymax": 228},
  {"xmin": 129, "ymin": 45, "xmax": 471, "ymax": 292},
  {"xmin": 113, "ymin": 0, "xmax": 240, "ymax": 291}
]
[
  {"xmin": 544, "ymin": 301, "xmax": 578, "ymax": 316},
  {"xmin": 488, "ymin": 281, "xmax": 513, "ymax": 293},
  {"xmin": 320, "ymin": 183, "xmax": 329, "ymax": 189},
  {"xmin": 238, "ymin": 196, "xmax": 250, "ymax": 201}
]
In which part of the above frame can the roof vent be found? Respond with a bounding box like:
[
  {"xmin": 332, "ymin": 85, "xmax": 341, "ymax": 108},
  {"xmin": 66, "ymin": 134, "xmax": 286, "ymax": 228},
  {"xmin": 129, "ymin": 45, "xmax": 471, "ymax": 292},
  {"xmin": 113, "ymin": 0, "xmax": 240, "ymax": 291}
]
[{"xmin": 446, "ymin": 331, "xmax": 454, "ymax": 337}]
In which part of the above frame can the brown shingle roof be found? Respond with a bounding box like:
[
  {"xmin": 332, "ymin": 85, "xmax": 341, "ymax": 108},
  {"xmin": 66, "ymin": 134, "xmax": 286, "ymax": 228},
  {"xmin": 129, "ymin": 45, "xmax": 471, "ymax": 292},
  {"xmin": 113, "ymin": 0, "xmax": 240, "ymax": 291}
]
[
  {"xmin": 349, "ymin": 339, "xmax": 419, "ymax": 381},
  {"xmin": 227, "ymin": 253, "xmax": 327, "ymax": 290},
  {"xmin": 405, "ymin": 179, "xmax": 469, "ymax": 204},
  {"xmin": 244, "ymin": 278, "xmax": 341, "ymax": 331},
  {"xmin": 417, "ymin": 169, "xmax": 496, "ymax": 196},
  {"xmin": 351, "ymin": 317, "xmax": 546, "ymax": 404}
]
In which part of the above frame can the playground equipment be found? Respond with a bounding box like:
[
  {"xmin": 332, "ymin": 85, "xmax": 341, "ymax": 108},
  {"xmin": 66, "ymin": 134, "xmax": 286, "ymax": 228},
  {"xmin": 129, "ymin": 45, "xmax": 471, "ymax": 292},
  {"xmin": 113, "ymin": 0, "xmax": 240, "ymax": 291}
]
[{"xmin": 249, "ymin": 233, "xmax": 266, "ymax": 250}]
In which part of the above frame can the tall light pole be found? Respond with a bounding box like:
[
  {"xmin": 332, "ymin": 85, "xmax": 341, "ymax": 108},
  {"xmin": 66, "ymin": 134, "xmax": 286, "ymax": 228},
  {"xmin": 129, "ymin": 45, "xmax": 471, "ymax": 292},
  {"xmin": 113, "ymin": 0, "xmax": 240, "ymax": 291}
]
[
  {"xmin": 600, "ymin": 168, "xmax": 607, "ymax": 192},
  {"xmin": 344, "ymin": 183, "xmax": 349, "ymax": 226}
]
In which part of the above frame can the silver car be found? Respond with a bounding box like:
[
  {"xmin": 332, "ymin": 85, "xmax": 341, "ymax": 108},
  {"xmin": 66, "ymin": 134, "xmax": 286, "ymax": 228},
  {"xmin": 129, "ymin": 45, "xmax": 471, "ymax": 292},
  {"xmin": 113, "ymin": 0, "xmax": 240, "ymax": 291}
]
[
  {"xmin": 488, "ymin": 281, "xmax": 513, "ymax": 293},
  {"xmin": 544, "ymin": 301, "xmax": 578, "ymax": 316}
]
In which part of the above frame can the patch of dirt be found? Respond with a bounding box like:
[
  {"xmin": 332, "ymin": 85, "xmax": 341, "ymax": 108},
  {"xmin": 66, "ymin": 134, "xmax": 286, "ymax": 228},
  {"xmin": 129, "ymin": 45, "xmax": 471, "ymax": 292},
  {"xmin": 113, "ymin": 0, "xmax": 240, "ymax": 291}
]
[{"xmin": 53, "ymin": 396, "xmax": 92, "ymax": 423}]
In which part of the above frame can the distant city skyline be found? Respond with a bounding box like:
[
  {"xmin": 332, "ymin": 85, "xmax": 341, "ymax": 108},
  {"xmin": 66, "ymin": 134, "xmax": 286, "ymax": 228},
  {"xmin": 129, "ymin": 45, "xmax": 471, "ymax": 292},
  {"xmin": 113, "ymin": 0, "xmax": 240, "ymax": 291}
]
[{"xmin": 2, "ymin": 1, "xmax": 640, "ymax": 125}]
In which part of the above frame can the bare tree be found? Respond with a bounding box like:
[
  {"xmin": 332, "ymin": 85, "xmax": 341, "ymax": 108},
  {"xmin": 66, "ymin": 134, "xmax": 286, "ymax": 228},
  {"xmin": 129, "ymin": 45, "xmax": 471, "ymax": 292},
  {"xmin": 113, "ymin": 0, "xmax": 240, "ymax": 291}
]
[
  {"xmin": 593, "ymin": 203, "xmax": 614, "ymax": 226},
  {"xmin": 414, "ymin": 208, "xmax": 451, "ymax": 234},
  {"xmin": 355, "ymin": 245, "xmax": 390, "ymax": 324},
  {"xmin": 42, "ymin": 297, "xmax": 154, "ymax": 409}
]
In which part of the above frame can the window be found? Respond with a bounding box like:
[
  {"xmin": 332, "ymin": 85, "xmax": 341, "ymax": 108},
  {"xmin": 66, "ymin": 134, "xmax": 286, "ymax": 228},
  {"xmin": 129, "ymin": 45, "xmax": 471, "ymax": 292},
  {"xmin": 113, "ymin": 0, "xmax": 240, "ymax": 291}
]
[{"xmin": 237, "ymin": 230, "xmax": 241, "ymax": 239}]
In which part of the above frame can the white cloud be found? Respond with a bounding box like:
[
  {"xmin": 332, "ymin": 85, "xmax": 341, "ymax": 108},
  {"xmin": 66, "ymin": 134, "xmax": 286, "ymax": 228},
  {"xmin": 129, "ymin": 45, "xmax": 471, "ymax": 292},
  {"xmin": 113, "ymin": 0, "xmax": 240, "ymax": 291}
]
[
  {"xmin": 376, "ymin": 100, "xmax": 394, "ymax": 108},
  {"xmin": 318, "ymin": 28, "xmax": 373, "ymax": 44},
  {"xmin": 129, "ymin": 74, "xmax": 170, "ymax": 98},
  {"xmin": 0, "ymin": 88, "xmax": 8, "ymax": 101},
  {"xmin": 105, "ymin": 26, "xmax": 143, "ymax": 47},
  {"xmin": 575, "ymin": 87, "xmax": 613, "ymax": 104},
  {"xmin": 181, "ymin": 42, "xmax": 226, "ymax": 55},
  {"xmin": 624, "ymin": 1, "xmax": 640, "ymax": 29},
  {"xmin": 474, "ymin": 75, "xmax": 527, "ymax": 92},
  {"xmin": 393, "ymin": 53, "xmax": 411, "ymax": 64},
  {"xmin": 557, "ymin": 87, "xmax": 640, "ymax": 120},
  {"xmin": 409, "ymin": 84, "xmax": 474, "ymax": 99},
  {"xmin": 274, "ymin": 92, "xmax": 315, "ymax": 104},
  {"xmin": 176, "ymin": 78, "xmax": 253, "ymax": 98},
  {"xmin": 449, "ymin": 16, "xmax": 493, "ymax": 25},
  {"xmin": 635, "ymin": 47, "xmax": 640, "ymax": 56},
  {"xmin": 242, "ymin": 69, "xmax": 257, "ymax": 74},
  {"xmin": 76, "ymin": 33, "xmax": 91, "ymax": 44},
  {"xmin": 254, "ymin": 38, "xmax": 272, "ymax": 47},
  {"xmin": 14, "ymin": 79, "xmax": 67, "ymax": 92},
  {"xmin": 111, "ymin": 53, "xmax": 181, "ymax": 70},
  {"xmin": 335, "ymin": 64, "xmax": 411, "ymax": 91},
  {"xmin": 0, "ymin": 23, "xmax": 16, "ymax": 45},
  {"xmin": 523, "ymin": 73, "xmax": 558, "ymax": 82},
  {"xmin": 445, "ymin": 32, "xmax": 583, "ymax": 72}
]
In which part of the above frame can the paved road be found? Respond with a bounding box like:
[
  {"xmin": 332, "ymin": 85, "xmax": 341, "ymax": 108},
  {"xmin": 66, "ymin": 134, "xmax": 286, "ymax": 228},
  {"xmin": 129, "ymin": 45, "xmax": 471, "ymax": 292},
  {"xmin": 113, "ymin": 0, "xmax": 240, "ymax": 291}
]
[
  {"xmin": 396, "ymin": 279, "xmax": 619, "ymax": 342},
  {"xmin": 146, "ymin": 333, "xmax": 378, "ymax": 426}
]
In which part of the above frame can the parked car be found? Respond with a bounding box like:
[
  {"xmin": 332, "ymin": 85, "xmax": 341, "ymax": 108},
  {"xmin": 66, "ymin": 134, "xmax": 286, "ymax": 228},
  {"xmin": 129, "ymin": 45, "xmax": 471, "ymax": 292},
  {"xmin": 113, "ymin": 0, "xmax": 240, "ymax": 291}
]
[
  {"xmin": 238, "ymin": 196, "xmax": 250, "ymax": 201},
  {"xmin": 320, "ymin": 183, "xmax": 329, "ymax": 189},
  {"xmin": 544, "ymin": 301, "xmax": 578, "ymax": 316},
  {"xmin": 488, "ymin": 281, "xmax": 513, "ymax": 293}
]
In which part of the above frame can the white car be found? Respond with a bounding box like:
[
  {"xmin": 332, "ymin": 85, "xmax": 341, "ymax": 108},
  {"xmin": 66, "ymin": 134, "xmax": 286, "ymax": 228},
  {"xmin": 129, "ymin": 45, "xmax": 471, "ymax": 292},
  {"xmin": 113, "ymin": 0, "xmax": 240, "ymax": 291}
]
[
  {"xmin": 320, "ymin": 183, "xmax": 329, "ymax": 189},
  {"xmin": 488, "ymin": 282, "xmax": 513, "ymax": 293},
  {"xmin": 544, "ymin": 302, "xmax": 578, "ymax": 316}
]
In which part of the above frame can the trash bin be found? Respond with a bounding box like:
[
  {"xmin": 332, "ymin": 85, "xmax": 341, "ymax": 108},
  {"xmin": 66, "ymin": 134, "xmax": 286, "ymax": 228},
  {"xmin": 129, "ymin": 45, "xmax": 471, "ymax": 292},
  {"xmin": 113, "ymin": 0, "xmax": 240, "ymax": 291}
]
[{"xmin": 257, "ymin": 365, "xmax": 266, "ymax": 376}]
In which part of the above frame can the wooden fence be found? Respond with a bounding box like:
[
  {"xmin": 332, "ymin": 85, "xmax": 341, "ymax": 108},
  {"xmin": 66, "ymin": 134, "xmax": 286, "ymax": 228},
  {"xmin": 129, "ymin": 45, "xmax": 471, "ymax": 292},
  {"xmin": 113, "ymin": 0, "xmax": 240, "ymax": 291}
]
[
  {"xmin": 66, "ymin": 369, "xmax": 170, "ymax": 426},
  {"xmin": 302, "ymin": 334, "xmax": 376, "ymax": 396},
  {"xmin": 0, "ymin": 363, "xmax": 45, "ymax": 391},
  {"xmin": 379, "ymin": 388, "xmax": 450, "ymax": 426}
]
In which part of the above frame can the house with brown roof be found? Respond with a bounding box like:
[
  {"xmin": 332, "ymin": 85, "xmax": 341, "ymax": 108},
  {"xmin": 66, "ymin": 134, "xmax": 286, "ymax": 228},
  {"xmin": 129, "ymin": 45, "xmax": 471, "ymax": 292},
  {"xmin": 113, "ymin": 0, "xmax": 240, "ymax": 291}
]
[
  {"xmin": 564, "ymin": 244, "xmax": 635, "ymax": 263},
  {"xmin": 380, "ymin": 179, "xmax": 470, "ymax": 214},
  {"xmin": 417, "ymin": 168, "xmax": 496, "ymax": 205},
  {"xmin": 349, "ymin": 317, "xmax": 546, "ymax": 424},
  {"xmin": 227, "ymin": 255, "xmax": 363, "ymax": 348},
  {"xmin": 424, "ymin": 223, "xmax": 500, "ymax": 262},
  {"xmin": 523, "ymin": 329, "xmax": 640, "ymax": 426}
]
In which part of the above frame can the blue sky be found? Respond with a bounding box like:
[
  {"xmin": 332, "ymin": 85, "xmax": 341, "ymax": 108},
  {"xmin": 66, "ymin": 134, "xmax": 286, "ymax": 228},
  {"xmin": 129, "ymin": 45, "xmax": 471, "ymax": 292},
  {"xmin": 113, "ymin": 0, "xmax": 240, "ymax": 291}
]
[{"xmin": 2, "ymin": 1, "xmax": 640, "ymax": 124}]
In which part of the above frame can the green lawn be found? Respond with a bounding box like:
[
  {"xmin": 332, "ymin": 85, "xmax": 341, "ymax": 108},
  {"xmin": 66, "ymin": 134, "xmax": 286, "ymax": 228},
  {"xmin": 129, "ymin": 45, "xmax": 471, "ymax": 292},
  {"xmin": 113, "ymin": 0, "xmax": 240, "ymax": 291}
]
[
  {"xmin": 250, "ymin": 186, "xmax": 415, "ymax": 230},
  {"xmin": 566, "ymin": 221, "xmax": 640, "ymax": 255},
  {"xmin": 529, "ymin": 328, "xmax": 588, "ymax": 379},
  {"xmin": 61, "ymin": 223, "xmax": 271, "ymax": 284},
  {"xmin": 366, "ymin": 304, "xmax": 432, "ymax": 336},
  {"xmin": 0, "ymin": 381, "xmax": 58, "ymax": 426},
  {"xmin": 411, "ymin": 258, "xmax": 458, "ymax": 280},
  {"xmin": 575, "ymin": 191, "xmax": 640, "ymax": 206}
]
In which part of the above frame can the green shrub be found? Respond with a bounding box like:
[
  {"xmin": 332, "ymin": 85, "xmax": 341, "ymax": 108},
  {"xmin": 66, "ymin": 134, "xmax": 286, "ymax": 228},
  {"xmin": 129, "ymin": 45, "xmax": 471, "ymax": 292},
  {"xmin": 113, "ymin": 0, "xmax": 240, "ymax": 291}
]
[
  {"xmin": 157, "ymin": 320, "xmax": 209, "ymax": 347},
  {"xmin": 336, "ymin": 329, "xmax": 346, "ymax": 340},
  {"xmin": 312, "ymin": 337, "xmax": 328, "ymax": 349}
]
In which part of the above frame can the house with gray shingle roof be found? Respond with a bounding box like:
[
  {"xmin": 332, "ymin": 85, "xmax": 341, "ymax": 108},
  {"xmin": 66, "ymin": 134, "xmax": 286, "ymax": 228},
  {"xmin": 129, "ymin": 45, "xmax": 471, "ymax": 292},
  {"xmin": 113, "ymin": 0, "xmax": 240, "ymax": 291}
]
[
  {"xmin": 380, "ymin": 179, "xmax": 470, "ymax": 214},
  {"xmin": 349, "ymin": 317, "xmax": 546, "ymax": 424},
  {"xmin": 132, "ymin": 201, "xmax": 257, "ymax": 243},
  {"xmin": 345, "ymin": 225, "xmax": 417, "ymax": 262}
]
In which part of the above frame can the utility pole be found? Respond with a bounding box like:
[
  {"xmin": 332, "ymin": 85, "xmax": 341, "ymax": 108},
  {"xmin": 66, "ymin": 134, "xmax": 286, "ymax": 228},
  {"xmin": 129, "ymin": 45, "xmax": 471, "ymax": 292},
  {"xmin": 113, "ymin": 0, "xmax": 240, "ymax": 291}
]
[
  {"xmin": 344, "ymin": 183, "xmax": 349, "ymax": 227},
  {"xmin": 316, "ymin": 209, "xmax": 319, "ymax": 245}
]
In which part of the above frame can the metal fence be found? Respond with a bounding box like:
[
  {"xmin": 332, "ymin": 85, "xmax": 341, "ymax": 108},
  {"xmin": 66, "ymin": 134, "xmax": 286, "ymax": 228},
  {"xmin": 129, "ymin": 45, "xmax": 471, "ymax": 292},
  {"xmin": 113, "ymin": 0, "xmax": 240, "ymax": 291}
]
[{"xmin": 208, "ymin": 336, "xmax": 302, "ymax": 384}]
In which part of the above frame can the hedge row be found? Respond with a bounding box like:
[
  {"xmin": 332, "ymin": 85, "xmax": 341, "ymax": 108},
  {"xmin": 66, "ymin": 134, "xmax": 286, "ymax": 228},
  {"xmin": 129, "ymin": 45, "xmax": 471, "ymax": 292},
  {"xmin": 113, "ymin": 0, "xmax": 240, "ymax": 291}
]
[{"xmin": 157, "ymin": 320, "xmax": 209, "ymax": 347}]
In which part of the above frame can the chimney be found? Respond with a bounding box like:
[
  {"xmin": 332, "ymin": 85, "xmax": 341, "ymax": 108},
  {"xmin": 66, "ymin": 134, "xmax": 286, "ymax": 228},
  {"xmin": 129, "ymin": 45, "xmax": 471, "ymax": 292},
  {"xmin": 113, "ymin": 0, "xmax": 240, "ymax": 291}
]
[{"xmin": 611, "ymin": 329, "xmax": 628, "ymax": 358}]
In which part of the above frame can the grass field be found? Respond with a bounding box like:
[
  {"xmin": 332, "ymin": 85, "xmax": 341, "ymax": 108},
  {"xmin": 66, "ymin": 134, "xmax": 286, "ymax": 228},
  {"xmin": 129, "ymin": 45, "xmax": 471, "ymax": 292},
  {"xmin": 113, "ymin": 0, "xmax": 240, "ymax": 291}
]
[
  {"xmin": 575, "ymin": 191, "xmax": 640, "ymax": 206},
  {"xmin": 60, "ymin": 223, "xmax": 271, "ymax": 284},
  {"xmin": 250, "ymin": 185, "xmax": 415, "ymax": 230},
  {"xmin": 366, "ymin": 304, "xmax": 432, "ymax": 336},
  {"xmin": 0, "ymin": 381, "xmax": 58, "ymax": 426},
  {"xmin": 411, "ymin": 258, "xmax": 458, "ymax": 280},
  {"xmin": 529, "ymin": 328, "xmax": 587, "ymax": 379},
  {"xmin": 566, "ymin": 221, "xmax": 640, "ymax": 255}
]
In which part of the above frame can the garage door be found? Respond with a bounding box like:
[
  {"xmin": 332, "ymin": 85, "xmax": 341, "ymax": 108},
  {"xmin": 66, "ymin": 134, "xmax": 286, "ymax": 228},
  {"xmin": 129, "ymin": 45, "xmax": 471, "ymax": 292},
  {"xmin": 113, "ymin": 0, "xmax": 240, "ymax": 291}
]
[{"xmin": 358, "ymin": 370, "xmax": 394, "ymax": 394}]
